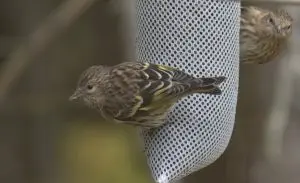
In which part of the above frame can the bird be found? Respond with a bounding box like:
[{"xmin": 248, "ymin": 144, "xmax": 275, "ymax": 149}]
[
  {"xmin": 240, "ymin": 6, "xmax": 293, "ymax": 64},
  {"xmin": 69, "ymin": 61, "xmax": 226, "ymax": 129}
]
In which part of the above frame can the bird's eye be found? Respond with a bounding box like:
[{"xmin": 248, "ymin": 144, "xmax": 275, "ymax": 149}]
[
  {"xmin": 286, "ymin": 25, "xmax": 291, "ymax": 29},
  {"xmin": 86, "ymin": 84, "xmax": 96, "ymax": 93},
  {"xmin": 87, "ymin": 84, "xmax": 94, "ymax": 90},
  {"xmin": 268, "ymin": 17, "xmax": 274, "ymax": 24}
]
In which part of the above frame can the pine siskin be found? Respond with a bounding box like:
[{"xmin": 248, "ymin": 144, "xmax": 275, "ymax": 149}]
[
  {"xmin": 240, "ymin": 6, "xmax": 293, "ymax": 64},
  {"xmin": 69, "ymin": 62, "xmax": 226, "ymax": 128}
]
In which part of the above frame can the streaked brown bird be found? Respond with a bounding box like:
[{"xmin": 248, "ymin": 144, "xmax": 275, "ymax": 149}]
[
  {"xmin": 240, "ymin": 6, "xmax": 293, "ymax": 64},
  {"xmin": 69, "ymin": 62, "xmax": 226, "ymax": 129}
]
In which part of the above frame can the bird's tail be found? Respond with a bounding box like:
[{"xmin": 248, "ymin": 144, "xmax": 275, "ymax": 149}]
[{"xmin": 191, "ymin": 76, "xmax": 226, "ymax": 95}]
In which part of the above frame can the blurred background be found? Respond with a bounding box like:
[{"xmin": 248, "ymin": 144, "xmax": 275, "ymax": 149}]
[{"xmin": 0, "ymin": 0, "xmax": 299, "ymax": 183}]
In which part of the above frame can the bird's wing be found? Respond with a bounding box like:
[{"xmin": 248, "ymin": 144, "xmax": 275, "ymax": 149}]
[
  {"xmin": 134, "ymin": 63, "xmax": 196, "ymax": 110},
  {"xmin": 138, "ymin": 63, "xmax": 225, "ymax": 101},
  {"xmin": 106, "ymin": 62, "xmax": 194, "ymax": 120}
]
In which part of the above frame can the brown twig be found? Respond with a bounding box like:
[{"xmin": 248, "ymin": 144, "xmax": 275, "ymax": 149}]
[{"xmin": 0, "ymin": 0, "xmax": 100, "ymax": 102}]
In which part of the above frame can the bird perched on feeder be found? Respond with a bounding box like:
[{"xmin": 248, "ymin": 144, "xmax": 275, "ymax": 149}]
[
  {"xmin": 240, "ymin": 6, "xmax": 293, "ymax": 64},
  {"xmin": 69, "ymin": 62, "xmax": 226, "ymax": 129}
]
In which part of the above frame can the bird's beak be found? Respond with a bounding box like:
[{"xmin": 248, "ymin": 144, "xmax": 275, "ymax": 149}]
[
  {"xmin": 69, "ymin": 91, "xmax": 81, "ymax": 101},
  {"xmin": 276, "ymin": 26, "xmax": 281, "ymax": 33}
]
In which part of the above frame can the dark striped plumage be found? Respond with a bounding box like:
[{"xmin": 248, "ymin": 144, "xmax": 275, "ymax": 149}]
[
  {"xmin": 240, "ymin": 6, "xmax": 292, "ymax": 64},
  {"xmin": 69, "ymin": 62, "xmax": 226, "ymax": 128}
]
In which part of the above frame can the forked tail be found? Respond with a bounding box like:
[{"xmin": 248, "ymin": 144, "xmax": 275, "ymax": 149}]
[{"xmin": 191, "ymin": 76, "xmax": 226, "ymax": 95}]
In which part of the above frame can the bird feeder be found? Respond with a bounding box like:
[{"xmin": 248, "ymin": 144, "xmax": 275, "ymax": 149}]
[{"xmin": 135, "ymin": 0, "xmax": 240, "ymax": 182}]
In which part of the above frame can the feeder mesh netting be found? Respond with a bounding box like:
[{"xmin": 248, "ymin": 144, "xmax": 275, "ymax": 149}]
[{"xmin": 135, "ymin": 0, "xmax": 240, "ymax": 182}]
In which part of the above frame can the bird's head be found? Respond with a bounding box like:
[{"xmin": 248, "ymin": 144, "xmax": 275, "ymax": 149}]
[
  {"xmin": 243, "ymin": 6, "xmax": 293, "ymax": 39},
  {"xmin": 260, "ymin": 8, "xmax": 293, "ymax": 38},
  {"xmin": 69, "ymin": 65, "xmax": 109, "ymax": 110}
]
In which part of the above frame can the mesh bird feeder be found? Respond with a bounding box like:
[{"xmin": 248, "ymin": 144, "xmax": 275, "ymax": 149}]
[{"xmin": 135, "ymin": 0, "xmax": 240, "ymax": 182}]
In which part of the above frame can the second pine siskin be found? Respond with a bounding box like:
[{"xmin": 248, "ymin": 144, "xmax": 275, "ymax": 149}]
[
  {"xmin": 240, "ymin": 6, "xmax": 293, "ymax": 64},
  {"xmin": 69, "ymin": 62, "xmax": 226, "ymax": 129}
]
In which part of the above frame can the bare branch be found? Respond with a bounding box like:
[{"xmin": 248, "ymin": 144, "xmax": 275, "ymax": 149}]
[
  {"xmin": 0, "ymin": 0, "xmax": 100, "ymax": 102},
  {"xmin": 0, "ymin": 37, "xmax": 22, "ymax": 58}
]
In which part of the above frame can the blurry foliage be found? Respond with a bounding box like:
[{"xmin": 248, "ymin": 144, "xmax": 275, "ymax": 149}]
[{"xmin": 62, "ymin": 121, "xmax": 153, "ymax": 183}]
